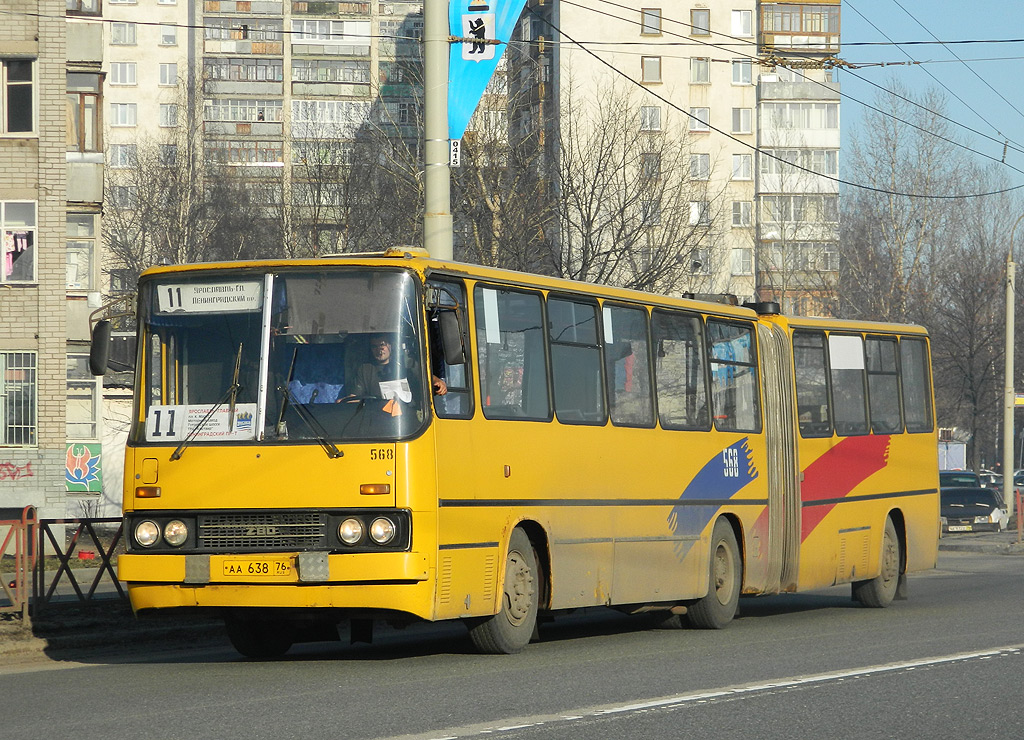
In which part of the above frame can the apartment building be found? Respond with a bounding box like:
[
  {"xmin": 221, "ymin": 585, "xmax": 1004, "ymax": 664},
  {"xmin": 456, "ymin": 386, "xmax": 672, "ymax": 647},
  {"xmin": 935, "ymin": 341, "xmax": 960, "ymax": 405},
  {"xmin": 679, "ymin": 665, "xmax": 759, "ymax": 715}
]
[{"xmin": 1, "ymin": 1, "xmax": 105, "ymax": 518}]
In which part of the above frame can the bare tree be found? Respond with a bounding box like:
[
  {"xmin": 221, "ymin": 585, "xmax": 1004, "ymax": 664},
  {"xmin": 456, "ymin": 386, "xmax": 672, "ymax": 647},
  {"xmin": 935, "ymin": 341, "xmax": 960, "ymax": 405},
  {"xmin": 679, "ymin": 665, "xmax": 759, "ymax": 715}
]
[{"xmin": 550, "ymin": 78, "xmax": 722, "ymax": 295}]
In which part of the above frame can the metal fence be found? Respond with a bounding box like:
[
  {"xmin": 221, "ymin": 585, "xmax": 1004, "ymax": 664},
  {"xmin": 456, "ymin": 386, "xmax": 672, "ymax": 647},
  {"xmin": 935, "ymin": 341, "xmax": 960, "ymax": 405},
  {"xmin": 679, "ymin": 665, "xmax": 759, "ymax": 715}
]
[{"xmin": 0, "ymin": 510, "xmax": 127, "ymax": 621}]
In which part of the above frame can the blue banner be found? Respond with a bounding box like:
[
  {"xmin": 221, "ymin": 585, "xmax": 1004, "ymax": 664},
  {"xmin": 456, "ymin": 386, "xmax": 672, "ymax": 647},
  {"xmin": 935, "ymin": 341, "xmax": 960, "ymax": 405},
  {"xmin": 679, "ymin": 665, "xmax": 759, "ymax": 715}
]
[{"xmin": 448, "ymin": 0, "xmax": 528, "ymax": 140}]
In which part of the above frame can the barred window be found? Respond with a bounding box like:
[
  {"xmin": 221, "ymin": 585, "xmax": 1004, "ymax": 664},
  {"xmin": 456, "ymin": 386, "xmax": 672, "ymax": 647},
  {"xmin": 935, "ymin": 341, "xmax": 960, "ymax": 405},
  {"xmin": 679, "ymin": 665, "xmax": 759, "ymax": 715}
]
[{"xmin": 1, "ymin": 351, "xmax": 37, "ymax": 446}]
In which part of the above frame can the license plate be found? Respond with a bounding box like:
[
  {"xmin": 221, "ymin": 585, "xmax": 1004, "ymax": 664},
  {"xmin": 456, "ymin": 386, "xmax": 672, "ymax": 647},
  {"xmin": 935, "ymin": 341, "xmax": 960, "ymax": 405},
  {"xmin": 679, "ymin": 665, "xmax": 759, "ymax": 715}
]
[
  {"xmin": 221, "ymin": 557, "xmax": 294, "ymax": 578},
  {"xmin": 947, "ymin": 525, "xmax": 972, "ymax": 532}
]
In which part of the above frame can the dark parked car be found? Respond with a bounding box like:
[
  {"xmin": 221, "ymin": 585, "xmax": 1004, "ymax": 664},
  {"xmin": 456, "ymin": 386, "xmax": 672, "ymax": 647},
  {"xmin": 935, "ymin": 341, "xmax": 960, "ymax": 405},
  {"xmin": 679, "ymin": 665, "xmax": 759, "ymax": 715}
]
[
  {"xmin": 940, "ymin": 486, "xmax": 1009, "ymax": 533},
  {"xmin": 940, "ymin": 470, "xmax": 982, "ymax": 488}
]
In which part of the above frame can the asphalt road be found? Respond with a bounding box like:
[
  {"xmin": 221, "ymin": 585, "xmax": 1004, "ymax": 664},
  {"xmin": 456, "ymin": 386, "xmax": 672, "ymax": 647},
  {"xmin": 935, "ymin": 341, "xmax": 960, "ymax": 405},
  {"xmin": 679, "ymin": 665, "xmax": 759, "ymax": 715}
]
[{"xmin": 2, "ymin": 548, "xmax": 1022, "ymax": 740}]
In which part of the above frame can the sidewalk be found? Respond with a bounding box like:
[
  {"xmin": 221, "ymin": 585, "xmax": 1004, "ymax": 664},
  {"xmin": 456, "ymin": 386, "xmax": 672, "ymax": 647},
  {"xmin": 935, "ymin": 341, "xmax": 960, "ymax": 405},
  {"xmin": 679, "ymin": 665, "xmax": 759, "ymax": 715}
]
[{"xmin": 938, "ymin": 529, "xmax": 1024, "ymax": 555}]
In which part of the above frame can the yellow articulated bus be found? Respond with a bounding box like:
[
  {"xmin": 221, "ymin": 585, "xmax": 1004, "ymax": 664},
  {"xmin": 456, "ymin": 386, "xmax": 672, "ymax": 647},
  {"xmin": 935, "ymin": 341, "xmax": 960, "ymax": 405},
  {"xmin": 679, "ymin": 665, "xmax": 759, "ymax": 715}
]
[{"xmin": 93, "ymin": 248, "xmax": 939, "ymax": 658}]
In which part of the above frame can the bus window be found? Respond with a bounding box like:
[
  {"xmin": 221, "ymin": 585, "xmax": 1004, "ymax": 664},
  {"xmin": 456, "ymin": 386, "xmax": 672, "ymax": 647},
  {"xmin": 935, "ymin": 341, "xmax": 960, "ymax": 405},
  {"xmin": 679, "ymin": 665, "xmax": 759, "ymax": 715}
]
[
  {"xmin": 548, "ymin": 296, "xmax": 605, "ymax": 425},
  {"xmin": 475, "ymin": 286, "xmax": 550, "ymax": 421},
  {"xmin": 428, "ymin": 280, "xmax": 472, "ymax": 419},
  {"xmin": 829, "ymin": 333, "xmax": 868, "ymax": 436},
  {"xmin": 651, "ymin": 309, "xmax": 710, "ymax": 430},
  {"xmin": 707, "ymin": 319, "xmax": 760, "ymax": 433},
  {"xmin": 602, "ymin": 304, "xmax": 654, "ymax": 427},
  {"xmin": 867, "ymin": 336, "xmax": 902, "ymax": 433},
  {"xmin": 793, "ymin": 331, "xmax": 832, "ymax": 437},
  {"xmin": 901, "ymin": 337, "xmax": 933, "ymax": 433}
]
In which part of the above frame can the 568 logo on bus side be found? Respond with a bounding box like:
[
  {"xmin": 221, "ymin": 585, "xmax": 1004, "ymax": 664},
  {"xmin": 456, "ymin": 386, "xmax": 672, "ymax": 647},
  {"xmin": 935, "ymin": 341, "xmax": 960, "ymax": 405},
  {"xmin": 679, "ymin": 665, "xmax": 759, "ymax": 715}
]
[
  {"xmin": 369, "ymin": 448, "xmax": 394, "ymax": 461},
  {"xmin": 722, "ymin": 447, "xmax": 741, "ymax": 478}
]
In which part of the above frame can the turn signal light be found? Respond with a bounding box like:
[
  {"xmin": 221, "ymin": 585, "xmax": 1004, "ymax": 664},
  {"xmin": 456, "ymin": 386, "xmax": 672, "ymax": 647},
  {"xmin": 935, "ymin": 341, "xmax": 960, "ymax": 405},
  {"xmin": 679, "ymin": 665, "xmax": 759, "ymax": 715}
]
[
  {"xmin": 136, "ymin": 486, "xmax": 161, "ymax": 498},
  {"xmin": 359, "ymin": 484, "xmax": 391, "ymax": 495}
]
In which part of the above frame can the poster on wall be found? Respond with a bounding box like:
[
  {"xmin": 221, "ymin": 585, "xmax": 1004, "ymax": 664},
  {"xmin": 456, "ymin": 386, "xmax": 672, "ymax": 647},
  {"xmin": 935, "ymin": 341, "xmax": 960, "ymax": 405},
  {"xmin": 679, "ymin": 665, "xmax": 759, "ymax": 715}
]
[{"xmin": 66, "ymin": 443, "xmax": 103, "ymax": 493}]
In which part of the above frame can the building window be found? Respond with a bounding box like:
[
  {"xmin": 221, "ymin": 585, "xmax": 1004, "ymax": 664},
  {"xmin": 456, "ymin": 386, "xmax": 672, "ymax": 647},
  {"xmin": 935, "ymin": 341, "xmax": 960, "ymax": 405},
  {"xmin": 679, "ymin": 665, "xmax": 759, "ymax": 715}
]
[
  {"xmin": 110, "ymin": 62, "xmax": 137, "ymax": 86},
  {"xmin": 690, "ymin": 153, "xmax": 710, "ymax": 180},
  {"xmin": 110, "ymin": 102, "xmax": 137, "ymax": 127},
  {"xmin": 67, "ymin": 73, "xmax": 102, "ymax": 152},
  {"xmin": 732, "ymin": 107, "xmax": 752, "ymax": 134},
  {"xmin": 111, "ymin": 22, "xmax": 137, "ymax": 45},
  {"xmin": 690, "ymin": 57, "xmax": 710, "ymax": 84},
  {"xmin": 159, "ymin": 144, "xmax": 178, "ymax": 166},
  {"xmin": 732, "ymin": 153, "xmax": 752, "ymax": 180},
  {"xmin": 160, "ymin": 25, "xmax": 177, "ymax": 46},
  {"xmin": 641, "ymin": 152, "xmax": 661, "ymax": 181},
  {"xmin": 689, "ymin": 201, "xmax": 711, "ymax": 226},
  {"xmin": 732, "ymin": 9, "xmax": 753, "ymax": 36},
  {"xmin": 689, "ymin": 107, "xmax": 710, "ymax": 132},
  {"xmin": 732, "ymin": 201, "xmax": 752, "ymax": 227},
  {"xmin": 2, "ymin": 59, "xmax": 34, "ymax": 134},
  {"xmin": 691, "ymin": 9, "xmax": 710, "ymax": 35},
  {"xmin": 159, "ymin": 63, "xmax": 178, "ymax": 87},
  {"xmin": 159, "ymin": 103, "xmax": 178, "ymax": 128},
  {"xmin": 2, "ymin": 201, "xmax": 36, "ymax": 284},
  {"xmin": 732, "ymin": 59, "xmax": 752, "ymax": 85},
  {"xmin": 731, "ymin": 247, "xmax": 753, "ymax": 276},
  {"xmin": 762, "ymin": 102, "xmax": 839, "ymax": 130},
  {"xmin": 66, "ymin": 213, "xmax": 97, "ymax": 291},
  {"xmin": 641, "ymin": 198, "xmax": 662, "ymax": 226},
  {"xmin": 641, "ymin": 56, "xmax": 662, "ymax": 83},
  {"xmin": 641, "ymin": 8, "xmax": 662, "ymax": 35},
  {"xmin": 640, "ymin": 105, "xmax": 661, "ymax": 131},
  {"xmin": 67, "ymin": 354, "xmax": 100, "ymax": 440},
  {"xmin": 110, "ymin": 186, "xmax": 137, "ymax": 209},
  {"xmin": 1, "ymin": 352, "xmax": 37, "ymax": 446},
  {"xmin": 66, "ymin": 0, "xmax": 101, "ymax": 14},
  {"xmin": 109, "ymin": 143, "xmax": 136, "ymax": 168},
  {"xmin": 761, "ymin": 148, "xmax": 839, "ymax": 176}
]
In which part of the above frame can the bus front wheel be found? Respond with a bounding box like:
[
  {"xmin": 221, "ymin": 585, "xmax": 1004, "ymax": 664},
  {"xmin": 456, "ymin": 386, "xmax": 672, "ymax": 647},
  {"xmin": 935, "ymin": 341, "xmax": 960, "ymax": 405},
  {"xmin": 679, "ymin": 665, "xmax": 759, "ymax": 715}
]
[
  {"xmin": 688, "ymin": 519, "xmax": 741, "ymax": 629},
  {"xmin": 225, "ymin": 613, "xmax": 294, "ymax": 659},
  {"xmin": 467, "ymin": 528, "xmax": 539, "ymax": 654},
  {"xmin": 852, "ymin": 516, "xmax": 901, "ymax": 608}
]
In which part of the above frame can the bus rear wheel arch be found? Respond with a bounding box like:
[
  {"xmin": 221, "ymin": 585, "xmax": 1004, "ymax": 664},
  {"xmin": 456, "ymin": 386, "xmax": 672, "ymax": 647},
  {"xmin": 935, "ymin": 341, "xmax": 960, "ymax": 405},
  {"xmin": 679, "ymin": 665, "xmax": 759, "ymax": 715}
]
[{"xmin": 466, "ymin": 527, "xmax": 541, "ymax": 654}]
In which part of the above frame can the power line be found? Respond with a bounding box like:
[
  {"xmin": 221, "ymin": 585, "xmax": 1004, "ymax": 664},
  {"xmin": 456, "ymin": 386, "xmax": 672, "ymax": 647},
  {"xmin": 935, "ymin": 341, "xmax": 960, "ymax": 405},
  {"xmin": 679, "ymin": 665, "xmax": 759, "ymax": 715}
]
[{"xmin": 531, "ymin": 8, "xmax": 1024, "ymax": 200}]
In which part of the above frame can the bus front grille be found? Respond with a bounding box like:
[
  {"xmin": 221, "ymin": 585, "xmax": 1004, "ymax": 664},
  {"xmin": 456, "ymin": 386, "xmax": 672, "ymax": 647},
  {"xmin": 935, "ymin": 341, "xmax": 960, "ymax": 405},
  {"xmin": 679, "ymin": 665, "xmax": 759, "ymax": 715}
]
[{"xmin": 197, "ymin": 512, "xmax": 327, "ymax": 550}]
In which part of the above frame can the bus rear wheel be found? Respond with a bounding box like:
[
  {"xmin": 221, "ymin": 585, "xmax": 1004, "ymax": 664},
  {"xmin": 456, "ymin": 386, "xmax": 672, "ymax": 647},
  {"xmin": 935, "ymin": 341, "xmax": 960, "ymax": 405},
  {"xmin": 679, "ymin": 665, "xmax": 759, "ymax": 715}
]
[
  {"xmin": 687, "ymin": 519, "xmax": 741, "ymax": 629},
  {"xmin": 467, "ymin": 528, "xmax": 539, "ymax": 654},
  {"xmin": 853, "ymin": 516, "xmax": 901, "ymax": 608},
  {"xmin": 225, "ymin": 613, "xmax": 294, "ymax": 659}
]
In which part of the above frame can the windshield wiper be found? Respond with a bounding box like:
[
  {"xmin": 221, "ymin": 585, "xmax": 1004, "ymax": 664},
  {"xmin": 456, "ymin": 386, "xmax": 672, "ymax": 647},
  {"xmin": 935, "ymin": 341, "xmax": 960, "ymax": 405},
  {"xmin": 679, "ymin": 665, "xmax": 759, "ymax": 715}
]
[
  {"xmin": 170, "ymin": 343, "xmax": 243, "ymax": 462},
  {"xmin": 277, "ymin": 385, "xmax": 344, "ymax": 459}
]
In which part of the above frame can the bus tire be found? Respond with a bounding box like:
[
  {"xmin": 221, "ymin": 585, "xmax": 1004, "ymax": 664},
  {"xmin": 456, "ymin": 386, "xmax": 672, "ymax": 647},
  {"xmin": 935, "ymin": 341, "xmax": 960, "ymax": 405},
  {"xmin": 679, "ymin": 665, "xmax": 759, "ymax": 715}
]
[
  {"xmin": 225, "ymin": 614, "xmax": 294, "ymax": 659},
  {"xmin": 852, "ymin": 516, "xmax": 901, "ymax": 608},
  {"xmin": 687, "ymin": 519, "xmax": 741, "ymax": 629},
  {"xmin": 467, "ymin": 528, "xmax": 539, "ymax": 654}
]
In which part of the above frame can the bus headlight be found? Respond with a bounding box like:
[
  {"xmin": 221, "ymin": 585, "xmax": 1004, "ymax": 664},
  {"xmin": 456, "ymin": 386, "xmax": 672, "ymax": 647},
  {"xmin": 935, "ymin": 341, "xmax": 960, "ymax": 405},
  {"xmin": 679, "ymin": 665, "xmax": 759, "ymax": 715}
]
[
  {"xmin": 135, "ymin": 520, "xmax": 160, "ymax": 548},
  {"xmin": 339, "ymin": 518, "xmax": 364, "ymax": 545},
  {"xmin": 163, "ymin": 520, "xmax": 189, "ymax": 547},
  {"xmin": 369, "ymin": 517, "xmax": 396, "ymax": 545}
]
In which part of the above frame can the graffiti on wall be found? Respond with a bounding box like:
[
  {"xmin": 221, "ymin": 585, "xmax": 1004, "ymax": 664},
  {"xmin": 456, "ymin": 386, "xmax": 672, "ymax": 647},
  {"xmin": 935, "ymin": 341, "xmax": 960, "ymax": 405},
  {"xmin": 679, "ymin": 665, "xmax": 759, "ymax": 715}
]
[
  {"xmin": 0, "ymin": 461, "xmax": 34, "ymax": 481},
  {"xmin": 66, "ymin": 444, "xmax": 103, "ymax": 493}
]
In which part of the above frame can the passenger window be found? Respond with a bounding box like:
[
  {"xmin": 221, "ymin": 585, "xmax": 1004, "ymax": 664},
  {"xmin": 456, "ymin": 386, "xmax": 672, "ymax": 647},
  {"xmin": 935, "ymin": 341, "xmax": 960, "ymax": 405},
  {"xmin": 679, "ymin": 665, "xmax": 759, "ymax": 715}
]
[
  {"xmin": 829, "ymin": 334, "xmax": 868, "ymax": 436},
  {"xmin": 428, "ymin": 280, "xmax": 472, "ymax": 420},
  {"xmin": 651, "ymin": 310, "xmax": 710, "ymax": 430},
  {"xmin": 603, "ymin": 304, "xmax": 654, "ymax": 427},
  {"xmin": 867, "ymin": 336, "xmax": 902, "ymax": 433},
  {"xmin": 793, "ymin": 331, "xmax": 832, "ymax": 437},
  {"xmin": 707, "ymin": 320, "xmax": 760, "ymax": 432},
  {"xmin": 900, "ymin": 337, "xmax": 933, "ymax": 433},
  {"xmin": 474, "ymin": 286, "xmax": 550, "ymax": 421},
  {"xmin": 548, "ymin": 296, "xmax": 605, "ymax": 424}
]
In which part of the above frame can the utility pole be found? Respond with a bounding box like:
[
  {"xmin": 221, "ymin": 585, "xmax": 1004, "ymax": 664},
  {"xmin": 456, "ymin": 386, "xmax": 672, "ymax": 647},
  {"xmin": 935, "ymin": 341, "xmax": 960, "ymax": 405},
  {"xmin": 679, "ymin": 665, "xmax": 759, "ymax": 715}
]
[
  {"xmin": 1004, "ymin": 213, "xmax": 1024, "ymax": 517},
  {"xmin": 423, "ymin": 0, "xmax": 454, "ymax": 259}
]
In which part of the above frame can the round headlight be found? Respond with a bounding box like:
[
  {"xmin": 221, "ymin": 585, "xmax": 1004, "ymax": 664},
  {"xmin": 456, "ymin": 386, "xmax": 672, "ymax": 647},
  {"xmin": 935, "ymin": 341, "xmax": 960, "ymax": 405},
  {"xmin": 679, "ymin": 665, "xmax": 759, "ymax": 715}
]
[
  {"xmin": 369, "ymin": 517, "xmax": 396, "ymax": 545},
  {"xmin": 163, "ymin": 519, "xmax": 189, "ymax": 547},
  {"xmin": 339, "ymin": 518, "xmax": 364, "ymax": 545},
  {"xmin": 135, "ymin": 520, "xmax": 160, "ymax": 548}
]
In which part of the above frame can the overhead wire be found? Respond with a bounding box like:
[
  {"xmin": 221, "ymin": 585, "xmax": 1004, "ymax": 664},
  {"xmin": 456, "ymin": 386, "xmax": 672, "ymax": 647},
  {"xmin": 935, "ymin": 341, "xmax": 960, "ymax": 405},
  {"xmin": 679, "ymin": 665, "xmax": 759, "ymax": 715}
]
[{"xmin": 530, "ymin": 6, "xmax": 1024, "ymax": 199}]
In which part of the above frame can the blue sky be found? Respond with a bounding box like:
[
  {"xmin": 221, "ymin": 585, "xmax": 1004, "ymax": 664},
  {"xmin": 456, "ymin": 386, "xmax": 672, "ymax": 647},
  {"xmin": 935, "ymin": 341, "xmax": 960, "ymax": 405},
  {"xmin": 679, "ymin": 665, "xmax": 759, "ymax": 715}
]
[{"xmin": 838, "ymin": 0, "xmax": 1024, "ymax": 180}]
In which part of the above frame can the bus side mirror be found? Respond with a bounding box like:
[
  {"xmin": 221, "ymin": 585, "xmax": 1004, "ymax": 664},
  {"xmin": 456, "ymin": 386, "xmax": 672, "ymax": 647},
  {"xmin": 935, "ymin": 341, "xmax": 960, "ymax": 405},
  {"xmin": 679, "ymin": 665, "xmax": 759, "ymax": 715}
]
[
  {"xmin": 89, "ymin": 320, "xmax": 112, "ymax": 376},
  {"xmin": 439, "ymin": 311, "xmax": 466, "ymax": 366}
]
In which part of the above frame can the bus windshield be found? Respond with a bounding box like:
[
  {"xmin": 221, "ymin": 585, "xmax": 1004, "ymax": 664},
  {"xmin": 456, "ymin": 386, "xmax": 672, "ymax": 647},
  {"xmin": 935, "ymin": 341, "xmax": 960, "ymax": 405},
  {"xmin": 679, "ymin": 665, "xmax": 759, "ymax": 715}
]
[{"xmin": 138, "ymin": 268, "xmax": 428, "ymax": 445}]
